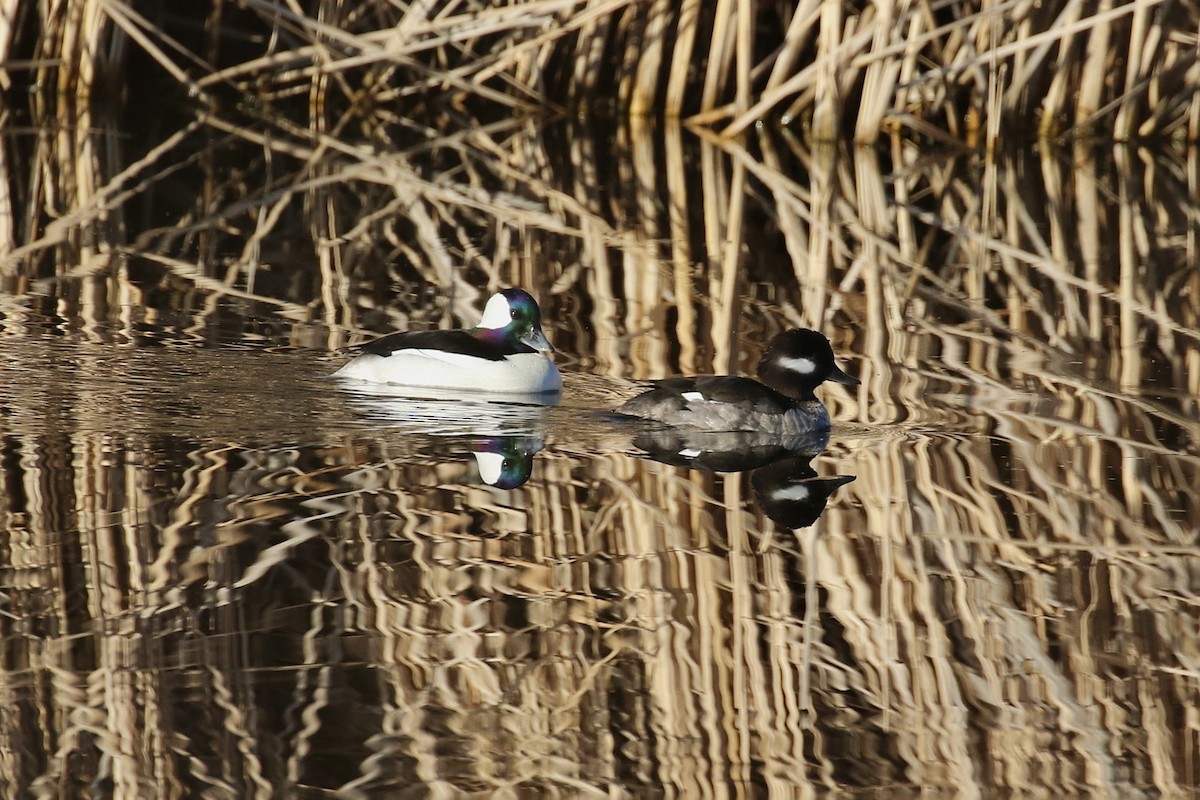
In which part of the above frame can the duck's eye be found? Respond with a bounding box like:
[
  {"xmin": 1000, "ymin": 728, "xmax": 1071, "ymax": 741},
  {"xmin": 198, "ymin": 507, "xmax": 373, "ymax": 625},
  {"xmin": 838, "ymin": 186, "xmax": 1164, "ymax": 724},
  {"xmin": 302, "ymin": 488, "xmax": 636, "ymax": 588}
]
[{"xmin": 510, "ymin": 308, "xmax": 517, "ymax": 319}]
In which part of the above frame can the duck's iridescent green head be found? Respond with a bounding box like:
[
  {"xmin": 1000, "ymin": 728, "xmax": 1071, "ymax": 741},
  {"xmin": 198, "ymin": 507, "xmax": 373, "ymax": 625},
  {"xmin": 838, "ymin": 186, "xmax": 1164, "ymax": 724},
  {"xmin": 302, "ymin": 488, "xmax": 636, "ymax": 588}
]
[
  {"xmin": 473, "ymin": 436, "xmax": 544, "ymax": 489},
  {"xmin": 476, "ymin": 288, "xmax": 554, "ymax": 353}
]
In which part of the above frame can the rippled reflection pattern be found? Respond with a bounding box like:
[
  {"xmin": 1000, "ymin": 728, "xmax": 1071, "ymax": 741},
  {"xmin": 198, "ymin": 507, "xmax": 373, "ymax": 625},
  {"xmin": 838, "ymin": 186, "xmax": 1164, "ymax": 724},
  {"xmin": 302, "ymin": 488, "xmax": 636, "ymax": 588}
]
[{"xmin": 3, "ymin": 380, "xmax": 1197, "ymax": 796}]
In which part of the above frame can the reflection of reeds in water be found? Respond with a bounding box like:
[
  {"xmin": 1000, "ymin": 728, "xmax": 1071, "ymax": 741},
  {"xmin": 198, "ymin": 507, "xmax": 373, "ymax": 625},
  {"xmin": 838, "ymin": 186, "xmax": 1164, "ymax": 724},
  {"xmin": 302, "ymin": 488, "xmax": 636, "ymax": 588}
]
[
  {"xmin": 8, "ymin": 420, "xmax": 1199, "ymax": 792},
  {"xmin": 3, "ymin": 142, "xmax": 1200, "ymax": 791},
  {"xmin": 1, "ymin": 0, "xmax": 1200, "ymax": 794}
]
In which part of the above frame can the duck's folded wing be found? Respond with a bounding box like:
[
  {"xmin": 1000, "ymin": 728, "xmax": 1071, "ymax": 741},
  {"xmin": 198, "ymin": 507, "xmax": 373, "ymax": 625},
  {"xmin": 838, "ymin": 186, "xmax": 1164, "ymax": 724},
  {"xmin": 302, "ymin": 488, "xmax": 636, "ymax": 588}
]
[
  {"xmin": 359, "ymin": 329, "xmax": 506, "ymax": 361},
  {"xmin": 685, "ymin": 376, "xmax": 793, "ymax": 411},
  {"xmin": 619, "ymin": 376, "xmax": 792, "ymax": 416}
]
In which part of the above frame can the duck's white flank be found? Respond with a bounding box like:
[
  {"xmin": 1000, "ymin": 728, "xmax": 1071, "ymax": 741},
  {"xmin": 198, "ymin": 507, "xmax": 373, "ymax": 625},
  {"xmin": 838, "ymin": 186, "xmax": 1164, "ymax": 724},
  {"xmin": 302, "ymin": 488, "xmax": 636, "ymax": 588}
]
[{"xmin": 334, "ymin": 350, "xmax": 561, "ymax": 393}]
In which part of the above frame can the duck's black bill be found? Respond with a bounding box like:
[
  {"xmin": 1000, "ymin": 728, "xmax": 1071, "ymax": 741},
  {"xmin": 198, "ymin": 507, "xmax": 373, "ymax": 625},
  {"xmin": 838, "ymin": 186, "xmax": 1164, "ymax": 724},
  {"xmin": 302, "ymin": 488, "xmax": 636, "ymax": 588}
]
[{"xmin": 828, "ymin": 364, "xmax": 860, "ymax": 386}]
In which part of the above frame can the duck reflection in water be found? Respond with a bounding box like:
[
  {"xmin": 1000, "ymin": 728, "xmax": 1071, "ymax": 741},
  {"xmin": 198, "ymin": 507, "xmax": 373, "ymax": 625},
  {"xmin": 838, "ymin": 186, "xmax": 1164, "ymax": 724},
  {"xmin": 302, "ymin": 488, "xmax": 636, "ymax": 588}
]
[
  {"xmin": 631, "ymin": 428, "xmax": 855, "ymax": 528},
  {"xmin": 471, "ymin": 436, "xmax": 544, "ymax": 489},
  {"xmin": 336, "ymin": 378, "xmax": 554, "ymax": 439}
]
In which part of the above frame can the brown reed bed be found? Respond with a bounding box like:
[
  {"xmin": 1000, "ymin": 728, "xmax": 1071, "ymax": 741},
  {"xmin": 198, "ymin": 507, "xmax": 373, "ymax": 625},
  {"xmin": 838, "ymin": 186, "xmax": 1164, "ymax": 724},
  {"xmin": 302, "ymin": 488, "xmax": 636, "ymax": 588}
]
[
  {"xmin": 181, "ymin": 0, "xmax": 1200, "ymax": 145},
  {"xmin": 5, "ymin": 0, "xmax": 1200, "ymax": 151}
]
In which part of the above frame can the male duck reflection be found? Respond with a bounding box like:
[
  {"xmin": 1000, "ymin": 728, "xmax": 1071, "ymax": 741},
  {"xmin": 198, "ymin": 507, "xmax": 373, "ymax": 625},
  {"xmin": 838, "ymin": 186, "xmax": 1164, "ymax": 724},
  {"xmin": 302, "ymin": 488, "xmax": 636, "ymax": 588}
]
[
  {"xmin": 334, "ymin": 288, "xmax": 561, "ymax": 395},
  {"xmin": 617, "ymin": 328, "xmax": 859, "ymax": 433},
  {"xmin": 472, "ymin": 436, "xmax": 543, "ymax": 489}
]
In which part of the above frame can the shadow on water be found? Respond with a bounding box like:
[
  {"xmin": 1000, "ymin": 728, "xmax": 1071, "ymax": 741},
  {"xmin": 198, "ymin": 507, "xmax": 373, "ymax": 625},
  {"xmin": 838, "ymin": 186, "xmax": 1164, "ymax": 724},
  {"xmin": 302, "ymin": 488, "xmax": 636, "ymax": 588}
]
[{"xmin": 1, "ymin": 90, "xmax": 1199, "ymax": 797}]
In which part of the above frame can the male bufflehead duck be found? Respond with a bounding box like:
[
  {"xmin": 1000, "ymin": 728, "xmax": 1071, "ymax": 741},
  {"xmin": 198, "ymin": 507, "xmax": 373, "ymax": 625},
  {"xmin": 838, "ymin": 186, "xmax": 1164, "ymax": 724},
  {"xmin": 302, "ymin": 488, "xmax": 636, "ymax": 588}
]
[
  {"xmin": 616, "ymin": 328, "xmax": 859, "ymax": 434},
  {"xmin": 333, "ymin": 288, "xmax": 561, "ymax": 394}
]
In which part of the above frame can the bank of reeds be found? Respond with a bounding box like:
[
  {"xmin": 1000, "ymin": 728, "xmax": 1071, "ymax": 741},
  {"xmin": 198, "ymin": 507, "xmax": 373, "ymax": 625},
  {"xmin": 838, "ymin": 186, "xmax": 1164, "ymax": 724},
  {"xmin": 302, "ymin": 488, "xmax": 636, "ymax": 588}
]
[
  {"xmin": 4, "ymin": 0, "xmax": 1200, "ymax": 144},
  {"xmin": 4, "ymin": 0, "xmax": 1200, "ymax": 294}
]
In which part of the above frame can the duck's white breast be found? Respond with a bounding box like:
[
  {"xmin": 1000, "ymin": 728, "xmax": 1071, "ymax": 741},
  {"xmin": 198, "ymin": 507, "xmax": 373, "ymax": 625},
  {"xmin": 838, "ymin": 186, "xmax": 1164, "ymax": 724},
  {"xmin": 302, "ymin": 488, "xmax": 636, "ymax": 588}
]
[{"xmin": 334, "ymin": 350, "xmax": 561, "ymax": 394}]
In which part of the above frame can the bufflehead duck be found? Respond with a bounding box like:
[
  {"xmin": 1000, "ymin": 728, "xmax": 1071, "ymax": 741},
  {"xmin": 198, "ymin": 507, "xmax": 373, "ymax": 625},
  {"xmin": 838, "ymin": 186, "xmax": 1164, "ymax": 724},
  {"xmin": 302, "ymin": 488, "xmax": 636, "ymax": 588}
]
[
  {"xmin": 333, "ymin": 288, "xmax": 561, "ymax": 394},
  {"xmin": 616, "ymin": 328, "xmax": 859, "ymax": 433}
]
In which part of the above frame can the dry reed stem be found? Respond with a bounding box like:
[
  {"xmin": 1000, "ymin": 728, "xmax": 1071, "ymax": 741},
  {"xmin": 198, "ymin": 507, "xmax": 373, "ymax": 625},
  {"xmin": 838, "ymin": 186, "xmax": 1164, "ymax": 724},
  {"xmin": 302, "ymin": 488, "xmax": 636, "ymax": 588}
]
[
  {"xmin": 701, "ymin": 0, "xmax": 736, "ymax": 113},
  {"xmin": 0, "ymin": 0, "xmax": 19, "ymax": 91},
  {"xmin": 811, "ymin": 0, "xmax": 843, "ymax": 142},
  {"xmin": 664, "ymin": 0, "xmax": 699, "ymax": 117},
  {"xmin": 0, "ymin": 117, "xmax": 14, "ymax": 256},
  {"xmin": 853, "ymin": 0, "xmax": 899, "ymax": 144},
  {"xmin": 764, "ymin": 0, "xmax": 820, "ymax": 94},
  {"xmin": 630, "ymin": 0, "xmax": 668, "ymax": 117},
  {"xmin": 734, "ymin": 0, "xmax": 752, "ymax": 118}
]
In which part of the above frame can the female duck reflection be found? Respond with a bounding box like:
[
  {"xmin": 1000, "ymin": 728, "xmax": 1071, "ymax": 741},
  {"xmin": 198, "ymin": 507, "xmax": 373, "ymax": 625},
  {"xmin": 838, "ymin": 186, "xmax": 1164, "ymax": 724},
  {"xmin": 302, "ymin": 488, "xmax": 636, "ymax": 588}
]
[{"xmin": 630, "ymin": 428, "xmax": 855, "ymax": 528}]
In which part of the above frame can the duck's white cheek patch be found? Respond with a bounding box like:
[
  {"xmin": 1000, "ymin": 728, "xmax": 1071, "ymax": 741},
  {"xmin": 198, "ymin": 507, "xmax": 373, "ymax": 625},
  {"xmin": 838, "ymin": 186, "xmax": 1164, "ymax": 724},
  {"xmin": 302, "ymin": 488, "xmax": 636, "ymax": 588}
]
[
  {"xmin": 778, "ymin": 356, "xmax": 817, "ymax": 374},
  {"xmin": 772, "ymin": 484, "xmax": 812, "ymax": 501},
  {"xmin": 474, "ymin": 451, "xmax": 506, "ymax": 485},
  {"xmin": 478, "ymin": 295, "xmax": 513, "ymax": 329},
  {"xmin": 682, "ymin": 391, "xmax": 706, "ymax": 402}
]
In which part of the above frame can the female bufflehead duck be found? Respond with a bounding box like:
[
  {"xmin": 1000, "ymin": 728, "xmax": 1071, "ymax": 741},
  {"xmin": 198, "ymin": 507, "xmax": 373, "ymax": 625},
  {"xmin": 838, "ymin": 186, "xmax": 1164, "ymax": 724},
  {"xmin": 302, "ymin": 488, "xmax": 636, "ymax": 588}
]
[
  {"xmin": 333, "ymin": 288, "xmax": 561, "ymax": 394},
  {"xmin": 616, "ymin": 328, "xmax": 859, "ymax": 434}
]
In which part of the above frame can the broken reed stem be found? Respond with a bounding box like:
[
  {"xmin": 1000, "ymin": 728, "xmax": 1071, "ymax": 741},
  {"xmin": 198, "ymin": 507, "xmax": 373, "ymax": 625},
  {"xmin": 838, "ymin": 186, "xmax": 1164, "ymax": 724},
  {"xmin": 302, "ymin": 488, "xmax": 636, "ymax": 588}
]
[{"xmin": 664, "ymin": 0, "xmax": 699, "ymax": 118}]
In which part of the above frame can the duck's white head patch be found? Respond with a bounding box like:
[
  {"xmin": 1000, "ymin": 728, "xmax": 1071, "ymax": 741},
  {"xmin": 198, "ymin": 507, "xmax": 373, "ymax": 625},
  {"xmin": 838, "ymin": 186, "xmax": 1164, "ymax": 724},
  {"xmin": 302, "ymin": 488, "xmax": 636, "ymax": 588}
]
[
  {"xmin": 778, "ymin": 355, "xmax": 817, "ymax": 375},
  {"xmin": 478, "ymin": 293, "xmax": 513, "ymax": 330}
]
